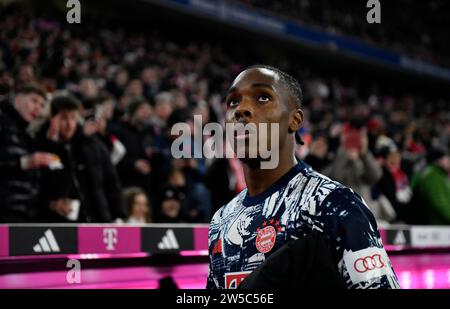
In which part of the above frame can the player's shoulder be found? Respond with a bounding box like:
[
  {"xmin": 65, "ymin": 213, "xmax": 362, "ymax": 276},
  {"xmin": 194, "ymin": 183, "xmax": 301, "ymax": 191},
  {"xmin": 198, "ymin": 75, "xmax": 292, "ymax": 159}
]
[
  {"xmin": 210, "ymin": 189, "xmax": 247, "ymax": 224},
  {"xmin": 300, "ymin": 164, "xmax": 342, "ymax": 192},
  {"xmin": 299, "ymin": 165, "xmax": 369, "ymax": 215}
]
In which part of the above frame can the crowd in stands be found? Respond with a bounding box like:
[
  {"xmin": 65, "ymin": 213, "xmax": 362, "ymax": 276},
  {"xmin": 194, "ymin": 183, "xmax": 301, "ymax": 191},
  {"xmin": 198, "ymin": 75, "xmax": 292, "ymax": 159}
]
[
  {"xmin": 0, "ymin": 3, "xmax": 449, "ymax": 225},
  {"xmin": 237, "ymin": 0, "xmax": 450, "ymax": 68}
]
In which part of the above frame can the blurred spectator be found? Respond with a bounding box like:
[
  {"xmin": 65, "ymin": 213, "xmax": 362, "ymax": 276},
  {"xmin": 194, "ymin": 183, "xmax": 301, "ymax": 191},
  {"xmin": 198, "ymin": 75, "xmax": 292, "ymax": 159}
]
[
  {"xmin": 0, "ymin": 70, "xmax": 14, "ymax": 104},
  {"xmin": 141, "ymin": 67, "xmax": 160, "ymax": 101},
  {"xmin": 303, "ymin": 134, "xmax": 332, "ymax": 174},
  {"xmin": 0, "ymin": 84, "xmax": 53, "ymax": 222},
  {"xmin": 83, "ymin": 94, "xmax": 126, "ymax": 165},
  {"xmin": 79, "ymin": 78, "xmax": 99, "ymax": 101},
  {"xmin": 155, "ymin": 186, "xmax": 186, "ymax": 223},
  {"xmin": 125, "ymin": 79, "xmax": 144, "ymax": 98},
  {"xmin": 375, "ymin": 137, "xmax": 412, "ymax": 222},
  {"xmin": 111, "ymin": 98, "xmax": 155, "ymax": 194},
  {"xmin": 106, "ymin": 68, "xmax": 129, "ymax": 99},
  {"xmin": 327, "ymin": 124, "xmax": 395, "ymax": 222},
  {"xmin": 37, "ymin": 94, "xmax": 125, "ymax": 222},
  {"xmin": 15, "ymin": 64, "xmax": 34, "ymax": 86},
  {"xmin": 167, "ymin": 168, "xmax": 211, "ymax": 222},
  {"xmin": 152, "ymin": 92, "xmax": 173, "ymax": 131},
  {"xmin": 410, "ymin": 148, "xmax": 450, "ymax": 225},
  {"xmin": 123, "ymin": 187, "xmax": 152, "ymax": 223}
]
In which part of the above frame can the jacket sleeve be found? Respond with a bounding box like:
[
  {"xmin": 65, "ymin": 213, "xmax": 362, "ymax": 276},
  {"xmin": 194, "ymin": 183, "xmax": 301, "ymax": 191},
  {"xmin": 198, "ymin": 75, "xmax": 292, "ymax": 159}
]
[
  {"xmin": 317, "ymin": 187, "xmax": 400, "ymax": 289},
  {"xmin": 0, "ymin": 122, "xmax": 22, "ymax": 170}
]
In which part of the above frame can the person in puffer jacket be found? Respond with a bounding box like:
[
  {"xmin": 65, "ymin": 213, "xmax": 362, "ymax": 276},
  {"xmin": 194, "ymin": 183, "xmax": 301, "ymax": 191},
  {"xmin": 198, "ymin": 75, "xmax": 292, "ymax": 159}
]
[{"xmin": 0, "ymin": 84, "xmax": 55, "ymax": 222}]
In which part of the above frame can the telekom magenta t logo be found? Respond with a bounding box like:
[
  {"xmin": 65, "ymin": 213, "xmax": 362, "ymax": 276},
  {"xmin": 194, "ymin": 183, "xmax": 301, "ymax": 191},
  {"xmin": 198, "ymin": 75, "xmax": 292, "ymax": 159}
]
[{"xmin": 103, "ymin": 228, "xmax": 118, "ymax": 251}]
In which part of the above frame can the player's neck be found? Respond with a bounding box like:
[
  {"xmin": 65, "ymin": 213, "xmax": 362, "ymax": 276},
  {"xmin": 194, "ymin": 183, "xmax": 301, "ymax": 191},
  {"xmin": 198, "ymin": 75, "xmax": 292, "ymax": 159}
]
[{"xmin": 243, "ymin": 153, "xmax": 297, "ymax": 197}]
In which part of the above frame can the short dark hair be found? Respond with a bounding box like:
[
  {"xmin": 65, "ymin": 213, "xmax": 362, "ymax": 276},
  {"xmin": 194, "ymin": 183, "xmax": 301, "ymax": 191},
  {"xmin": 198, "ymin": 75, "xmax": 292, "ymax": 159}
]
[
  {"xmin": 16, "ymin": 83, "xmax": 47, "ymax": 100},
  {"xmin": 246, "ymin": 64, "xmax": 303, "ymax": 108},
  {"xmin": 50, "ymin": 94, "xmax": 82, "ymax": 116}
]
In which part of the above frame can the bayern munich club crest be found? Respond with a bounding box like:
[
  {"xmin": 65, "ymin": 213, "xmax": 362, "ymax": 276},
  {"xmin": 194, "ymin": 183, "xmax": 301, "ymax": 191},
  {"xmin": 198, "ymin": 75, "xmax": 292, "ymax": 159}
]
[{"xmin": 255, "ymin": 219, "xmax": 281, "ymax": 254}]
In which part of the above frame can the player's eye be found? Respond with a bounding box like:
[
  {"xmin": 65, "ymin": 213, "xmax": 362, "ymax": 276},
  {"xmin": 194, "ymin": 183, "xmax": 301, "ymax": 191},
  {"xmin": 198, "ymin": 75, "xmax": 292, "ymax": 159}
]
[
  {"xmin": 228, "ymin": 98, "xmax": 239, "ymax": 107},
  {"xmin": 257, "ymin": 95, "xmax": 271, "ymax": 103}
]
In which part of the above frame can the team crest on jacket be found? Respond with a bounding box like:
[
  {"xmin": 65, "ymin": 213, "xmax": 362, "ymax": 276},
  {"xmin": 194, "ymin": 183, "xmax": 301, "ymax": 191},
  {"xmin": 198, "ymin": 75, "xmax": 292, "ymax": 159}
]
[{"xmin": 255, "ymin": 219, "xmax": 281, "ymax": 254}]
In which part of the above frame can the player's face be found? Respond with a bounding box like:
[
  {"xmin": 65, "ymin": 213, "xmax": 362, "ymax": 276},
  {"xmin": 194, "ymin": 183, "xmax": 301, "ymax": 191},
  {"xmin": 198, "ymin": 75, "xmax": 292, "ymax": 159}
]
[{"xmin": 225, "ymin": 68, "xmax": 291, "ymax": 161}]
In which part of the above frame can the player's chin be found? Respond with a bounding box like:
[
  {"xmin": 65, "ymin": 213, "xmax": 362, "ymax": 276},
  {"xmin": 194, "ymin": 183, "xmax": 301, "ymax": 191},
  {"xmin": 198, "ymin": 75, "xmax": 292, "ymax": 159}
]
[{"xmin": 233, "ymin": 140, "xmax": 257, "ymax": 158}]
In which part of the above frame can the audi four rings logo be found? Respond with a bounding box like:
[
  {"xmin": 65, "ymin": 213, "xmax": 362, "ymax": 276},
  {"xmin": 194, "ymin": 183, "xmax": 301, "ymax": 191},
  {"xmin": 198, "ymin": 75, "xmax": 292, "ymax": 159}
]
[{"xmin": 353, "ymin": 254, "xmax": 385, "ymax": 273}]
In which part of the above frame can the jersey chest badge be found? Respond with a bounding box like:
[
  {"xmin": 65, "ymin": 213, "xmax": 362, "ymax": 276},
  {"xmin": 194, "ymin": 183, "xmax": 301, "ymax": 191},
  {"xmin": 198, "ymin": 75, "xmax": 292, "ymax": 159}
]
[{"xmin": 255, "ymin": 219, "xmax": 281, "ymax": 254}]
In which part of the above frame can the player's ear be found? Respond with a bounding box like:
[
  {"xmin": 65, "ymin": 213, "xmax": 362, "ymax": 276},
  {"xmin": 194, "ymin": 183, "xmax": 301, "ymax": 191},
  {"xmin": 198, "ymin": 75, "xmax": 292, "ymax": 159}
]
[{"xmin": 288, "ymin": 108, "xmax": 303, "ymax": 133}]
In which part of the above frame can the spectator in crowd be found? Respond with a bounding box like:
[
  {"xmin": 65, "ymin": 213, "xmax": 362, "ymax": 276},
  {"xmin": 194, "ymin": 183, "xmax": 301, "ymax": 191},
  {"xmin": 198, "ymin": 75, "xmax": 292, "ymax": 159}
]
[
  {"xmin": 167, "ymin": 167, "xmax": 212, "ymax": 222},
  {"xmin": 303, "ymin": 133, "xmax": 332, "ymax": 174},
  {"xmin": 328, "ymin": 123, "xmax": 392, "ymax": 221},
  {"xmin": 410, "ymin": 148, "xmax": 450, "ymax": 225},
  {"xmin": 111, "ymin": 97, "xmax": 156, "ymax": 196},
  {"xmin": 106, "ymin": 68, "xmax": 129, "ymax": 99},
  {"xmin": 155, "ymin": 186, "xmax": 186, "ymax": 223},
  {"xmin": 152, "ymin": 92, "xmax": 173, "ymax": 132},
  {"xmin": 375, "ymin": 136, "xmax": 412, "ymax": 222},
  {"xmin": 329, "ymin": 124, "xmax": 382, "ymax": 196},
  {"xmin": 141, "ymin": 67, "xmax": 161, "ymax": 101},
  {"xmin": 37, "ymin": 94, "xmax": 125, "ymax": 222},
  {"xmin": 15, "ymin": 64, "xmax": 34, "ymax": 87},
  {"xmin": 82, "ymin": 94, "xmax": 126, "ymax": 165},
  {"xmin": 123, "ymin": 187, "xmax": 152, "ymax": 224},
  {"xmin": 0, "ymin": 84, "xmax": 55, "ymax": 222}
]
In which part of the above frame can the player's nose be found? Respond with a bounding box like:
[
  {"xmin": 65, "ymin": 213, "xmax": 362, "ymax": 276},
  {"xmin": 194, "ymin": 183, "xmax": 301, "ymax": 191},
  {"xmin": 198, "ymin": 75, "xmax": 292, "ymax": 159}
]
[{"xmin": 234, "ymin": 99, "xmax": 253, "ymax": 122}]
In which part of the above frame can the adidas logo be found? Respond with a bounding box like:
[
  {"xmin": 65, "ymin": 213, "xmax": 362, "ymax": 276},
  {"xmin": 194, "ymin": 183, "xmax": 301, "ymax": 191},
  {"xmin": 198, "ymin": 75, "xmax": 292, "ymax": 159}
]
[
  {"xmin": 157, "ymin": 229, "xmax": 179, "ymax": 250},
  {"xmin": 33, "ymin": 229, "xmax": 60, "ymax": 253},
  {"xmin": 393, "ymin": 230, "xmax": 406, "ymax": 245}
]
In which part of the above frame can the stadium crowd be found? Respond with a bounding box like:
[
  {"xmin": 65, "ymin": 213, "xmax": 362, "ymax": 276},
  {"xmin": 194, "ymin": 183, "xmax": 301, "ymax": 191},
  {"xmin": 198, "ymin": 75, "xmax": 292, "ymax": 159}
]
[
  {"xmin": 0, "ymin": 4, "xmax": 449, "ymax": 225},
  {"xmin": 237, "ymin": 0, "xmax": 450, "ymax": 68}
]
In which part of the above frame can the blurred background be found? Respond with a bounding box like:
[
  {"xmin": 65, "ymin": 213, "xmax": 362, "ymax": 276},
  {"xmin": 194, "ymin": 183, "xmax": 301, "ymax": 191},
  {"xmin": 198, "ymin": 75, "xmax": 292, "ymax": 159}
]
[{"xmin": 0, "ymin": 0, "xmax": 449, "ymax": 289}]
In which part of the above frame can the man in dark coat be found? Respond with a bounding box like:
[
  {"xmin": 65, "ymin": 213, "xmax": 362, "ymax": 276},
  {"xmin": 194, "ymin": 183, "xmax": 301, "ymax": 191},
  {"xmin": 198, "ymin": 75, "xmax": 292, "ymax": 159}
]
[
  {"xmin": 37, "ymin": 94, "xmax": 125, "ymax": 222},
  {"xmin": 111, "ymin": 98, "xmax": 167, "ymax": 197},
  {"xmin": 0, "ymin": 84, "xmax": 55, "ymax": 222}
]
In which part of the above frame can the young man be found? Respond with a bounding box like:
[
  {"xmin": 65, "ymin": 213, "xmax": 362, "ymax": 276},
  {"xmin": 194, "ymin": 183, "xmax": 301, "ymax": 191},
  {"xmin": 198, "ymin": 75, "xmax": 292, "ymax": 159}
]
[
  {"xmin": 207, "ymin": 65, "xmax": 399, "ymax": 289},
  {"xmin": 0, "ymin": 84, "xmax": 55, "ymax": 222},
  {"xmin": 37, "ymin": 94, "xmax": 125, "ymax": 222}
]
